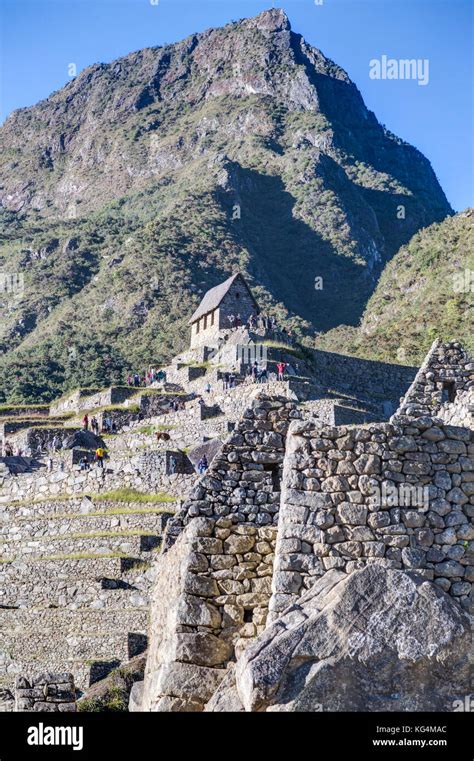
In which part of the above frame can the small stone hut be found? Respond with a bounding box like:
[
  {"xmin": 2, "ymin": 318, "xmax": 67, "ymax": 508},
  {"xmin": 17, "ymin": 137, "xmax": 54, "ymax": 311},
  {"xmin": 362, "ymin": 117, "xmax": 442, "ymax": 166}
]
[{"xmin": 188, "ymin": 272, "xmax": 259, "ymax": 348}]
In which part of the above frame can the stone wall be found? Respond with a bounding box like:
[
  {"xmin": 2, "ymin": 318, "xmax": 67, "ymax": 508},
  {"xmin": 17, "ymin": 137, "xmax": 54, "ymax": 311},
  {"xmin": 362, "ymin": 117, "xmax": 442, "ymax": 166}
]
[
  {"xmin": 311, "ymin": 348, "xmax": 417, "ymax": 405},
  {"xmin": 218, "ymin": 278, "xmax": 257, "ymax": 330},
  {"xmin": 0, "ymin": 451, "xmax": 195, "ymax": 504},
  {"xmin": 49, "ymin": 389, "xmax": 99, "ymax": 416},
  {"xmin": 0, "ymin": 405, "xmax": 49, "ymax": 419},
  {"xmin": 270, "ymin": 415, "xmax": 473, "ymax": 621},
  {"xmin": 49, "ymin": 386, "xmax": 143, "ymax": 417},
  {"xmin": 164, "ymin": 394, "xmax": 301, "ymax": 549},
  {"xmin": 141, "ymin": 517, "xmax": 277, "ymax": 711},
  {"xmin": 438, "ymin": 388, "xmax": 474, "ymax": 429},
  {"xmin": 138, "ymin": 393, "xmax": 299, "ymax": 710},
  {"xmin": 395, "ymin": 340, "xmax": 473, "ymax": 419},
  {"xmin": 15, "ymin": 673, "xmax": 76, "ymax": 712}
]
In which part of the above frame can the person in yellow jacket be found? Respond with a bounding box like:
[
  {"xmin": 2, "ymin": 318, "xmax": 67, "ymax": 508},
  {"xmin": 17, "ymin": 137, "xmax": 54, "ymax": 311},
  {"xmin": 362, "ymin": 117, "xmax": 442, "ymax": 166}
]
[{"xmin": 95, "ymin": 447, "xmax": 107, "ymax": 469}]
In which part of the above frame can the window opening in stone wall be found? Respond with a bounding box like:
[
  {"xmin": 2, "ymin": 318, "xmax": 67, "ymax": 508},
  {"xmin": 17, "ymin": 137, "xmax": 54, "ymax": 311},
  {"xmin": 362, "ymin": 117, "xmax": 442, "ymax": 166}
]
[
  {"xmin": 203, "ymin": 314, "xmax": 207, "ymax": 330},
  {"xmin": 210, "ymin": 310, "xmax": 214, "ymax": 326},
  {"xmin": 243, "ymin": 609, "xmax": 253, "ymax": 623},
  {"xmin": 441, "ymin": 381, "xmax": 456, "ymax": 403},
  {"xmin": 263, "ymin": 463, "xmax": 281, "ymax": 492}
]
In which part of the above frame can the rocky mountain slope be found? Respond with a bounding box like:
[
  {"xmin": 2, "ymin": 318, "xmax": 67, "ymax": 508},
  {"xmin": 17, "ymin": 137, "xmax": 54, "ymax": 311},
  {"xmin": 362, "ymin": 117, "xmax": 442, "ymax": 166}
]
[
  {"xmin": 0, "ymin": 8, "xmax": 452, "ymax": 402},
  {"xmin": 316, "ymin": 209, "xmax": 474, "ymax": 364}
]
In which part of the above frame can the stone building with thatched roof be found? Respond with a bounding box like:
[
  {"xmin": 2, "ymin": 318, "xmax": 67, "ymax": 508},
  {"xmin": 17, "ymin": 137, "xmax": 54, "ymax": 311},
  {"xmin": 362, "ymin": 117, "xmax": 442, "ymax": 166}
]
[{"xmin": 188, "ymin": 272, "xmax": 259, "ymax": 348}]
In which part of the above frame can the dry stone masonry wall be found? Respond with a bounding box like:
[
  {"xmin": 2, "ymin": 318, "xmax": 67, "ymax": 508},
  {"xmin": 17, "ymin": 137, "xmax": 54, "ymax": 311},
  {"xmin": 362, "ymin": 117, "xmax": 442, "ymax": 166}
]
[
  {"xmin": 395, "ymin": 340, "xmax": 473, "ymax": 420},
  {"xmin": 15, "ymin": 672, "xmax": 76, "ymax": 712},
  {"xmin": 141, "ymin": 517, "xmax": 277, "ymax": 711},
  {"xmin": 270, "ymin": 415, "xmax": 473, "ymax": 620},
  {"xmin": 164, "ymin": 395, "xmax": 301, "ymax": 548}
]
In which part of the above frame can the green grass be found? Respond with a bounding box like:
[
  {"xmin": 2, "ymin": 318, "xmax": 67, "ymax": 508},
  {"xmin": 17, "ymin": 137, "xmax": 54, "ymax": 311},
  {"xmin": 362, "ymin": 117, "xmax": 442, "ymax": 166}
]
[
  {"xmin": 73, "ymin": 403, "xmax": 140, "ymax": 417},
  {"xmin": 90, "ymin": 488, "xmax": 176, "ymax": 504},
  {"xmin": 261, "ymin": 340, "xmax": 305, "ymax": 358},
  {"xmin": 181, "ymin": 361, "xmax": 211, "ymax": 369},
  {"xmin": 36, "ymin": 551, "xmax": 131, "ymax": 562},
  {"xmin": 15, "ymin": 505, "xmax": 175, "ymax": 522},
  {"xmin": 6, "ymin": 493, "xmax": 78, "ymax": 506},
  {"xmin": 48, "ymin": 528, "xmax": 162, "ymax": 541},
  {"xmin": 78, "ymin": 685, "xmax": 127, "ymax": 713},
  {"xmin": 0, "ymin": 528, "xmax": 157, "ymax": 544},
  {"xmin": 0, "ymin": 404, "xmax": 49, "ymax": 411},
  {"xmin": 129, "ymin": 389, "xmax": 188, "ymax": 398},
  {"xmin": 6, "ymin": 490, "xmax": 176, "ymax": 508},
  {"xmin": 135, "ymin": 424, "xmax": 174, "ymax": 435}
]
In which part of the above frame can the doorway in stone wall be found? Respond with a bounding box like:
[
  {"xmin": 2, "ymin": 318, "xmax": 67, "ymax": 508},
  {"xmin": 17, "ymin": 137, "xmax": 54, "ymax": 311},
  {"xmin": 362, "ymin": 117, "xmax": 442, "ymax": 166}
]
[{"xmin": 441, "ymin": 381, "xmax": 456, "ymax": 404}]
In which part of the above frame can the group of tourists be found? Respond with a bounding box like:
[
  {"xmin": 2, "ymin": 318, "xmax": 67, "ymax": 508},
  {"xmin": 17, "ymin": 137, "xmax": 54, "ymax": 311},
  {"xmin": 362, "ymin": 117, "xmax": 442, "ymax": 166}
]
[
  {"xmin": 247, "ymin": 362, "xmax": 268, "ymax": 384},
  {"xmin": 222, "ymin": 371, "xmax": 237, "ymax": 390},
  {"xmin": 225, "ymin": 312, "xmax": 295, "ymax": 346},
  {"xmin": 126, "ymin": 369, "xmax": 167, "ymax": 388},
  {"xmin": 2, "ymin": 441, "xmax": 24, "ymax": 457},
  {"xmin": 47, "ymin": 457, "xmax": 65, "ymax": 473},
  {"xmin": 247, "ymin": 313, "xmax": 278, "ymax": 332},
  {"xmin": 227, "ymin": 312, "xmax": 279, "ymax": 333},
  {"xmin": 82, "ymin": 413, "xmax": 117, "ymax": 435},
  {"xmin": 78, "ymin": 446, "xmax": 107, "ymax": 471}
]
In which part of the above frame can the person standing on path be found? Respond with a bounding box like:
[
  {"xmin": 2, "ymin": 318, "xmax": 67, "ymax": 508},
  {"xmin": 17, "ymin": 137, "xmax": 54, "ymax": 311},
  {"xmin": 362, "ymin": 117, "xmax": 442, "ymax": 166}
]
[
  {"xmin": 277, "ymin": 362, "xmax": 286, "ymax": 381},
  {"xmin": 95, "ymin": 447, "xmax": 106, "ymax": 469},
  {"xmin": 82, "ymin": 414, "xmax": 89, "ymax": 431},
  {"xmin": 198, "ymin": 455, "xmax": 208, "ymax": 475}
]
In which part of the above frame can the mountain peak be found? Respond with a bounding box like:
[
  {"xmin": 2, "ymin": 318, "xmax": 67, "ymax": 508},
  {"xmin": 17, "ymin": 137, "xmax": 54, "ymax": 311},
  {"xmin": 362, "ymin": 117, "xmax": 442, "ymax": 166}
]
[{"xmin": 248, "ymin": 8, "xmax": 291, "ymax": 33}]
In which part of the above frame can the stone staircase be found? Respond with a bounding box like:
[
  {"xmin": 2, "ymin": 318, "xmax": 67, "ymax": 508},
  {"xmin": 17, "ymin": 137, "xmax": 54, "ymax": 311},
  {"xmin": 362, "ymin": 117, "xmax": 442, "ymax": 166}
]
[{"xmin": 0, "ymin": 497, "xmax": 174, "ymax": 693}]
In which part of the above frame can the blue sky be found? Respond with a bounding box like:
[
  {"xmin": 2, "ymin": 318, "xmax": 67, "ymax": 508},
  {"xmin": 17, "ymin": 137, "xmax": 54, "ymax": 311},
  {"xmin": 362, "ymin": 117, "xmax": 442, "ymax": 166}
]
[{"xmin": 0, "ymin": 0, "xmax": 472, "ymax": 210}]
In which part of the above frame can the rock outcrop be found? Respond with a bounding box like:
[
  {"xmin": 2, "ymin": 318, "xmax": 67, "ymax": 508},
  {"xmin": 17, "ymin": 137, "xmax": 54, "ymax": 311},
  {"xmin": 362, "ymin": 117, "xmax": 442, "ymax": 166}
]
[{"xmin": 207, "ymin": 565, "xmax": 471, "ymax": 712}]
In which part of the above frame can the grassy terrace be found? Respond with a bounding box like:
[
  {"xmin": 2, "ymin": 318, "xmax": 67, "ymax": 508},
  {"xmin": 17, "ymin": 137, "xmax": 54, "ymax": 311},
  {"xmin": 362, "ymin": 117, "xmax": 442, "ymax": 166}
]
[
  {"xmin": 134, "ymin": 424, "xmax": 175, "ymax": 435},
  {"xmin": 92, "ymin": 488, "xmax": 175, "ymax": 504},
  {"xmin": 1, "ymin": 552, "xmax": 155, "ymax": 563},
  {"xmin": 0, "ymin": 404, "xmax": 50, "ymax": 413},
  {"xmin": 5, "ymin": 489, "xmax": 177, "ymax": 507},
  {"xmin": 261, "ymin": 340, "xmax": 305, "ymax": 359},
  {"xmin": 35, "ymin": 551, "xmax": 133, "ymax": 562},
  {"xmin": 71, "ymin": 403, "xmax": 141, "ymax": 417},
  {"xmin": 13, "ymin": 505, "xmax": 176, "ymax": 522},
  {"xmin": 128, "ymin": 389, "xmax": 188, "ymax": 398},
  {"xmin": 0, "ymin": 528, "xmax": 163, "ymax": 543}
]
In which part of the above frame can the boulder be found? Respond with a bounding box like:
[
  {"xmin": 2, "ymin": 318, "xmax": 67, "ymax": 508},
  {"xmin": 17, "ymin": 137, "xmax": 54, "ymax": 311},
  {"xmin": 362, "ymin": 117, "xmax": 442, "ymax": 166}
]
[
  {"xmin": 62, "ymin": 430, "xmax": 106, "ymax": 450},
  {"xmin": 187, "ymin": 438, "xmax": 223, "ymax": 469},
  {"xmin": 206, "ymin": 565, "xmax": 471, "ymax": 712}
]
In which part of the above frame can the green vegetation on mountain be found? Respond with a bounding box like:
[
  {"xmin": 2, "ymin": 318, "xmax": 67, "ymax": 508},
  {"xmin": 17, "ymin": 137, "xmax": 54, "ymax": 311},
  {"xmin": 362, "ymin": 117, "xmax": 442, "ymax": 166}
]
[
  {"xmin": 316, "ymin": 210, "xmax": 474, "ymax": 364},
  {"xmin": 0, "ymin": 9, "xmax": 452, "ymax": 402}
]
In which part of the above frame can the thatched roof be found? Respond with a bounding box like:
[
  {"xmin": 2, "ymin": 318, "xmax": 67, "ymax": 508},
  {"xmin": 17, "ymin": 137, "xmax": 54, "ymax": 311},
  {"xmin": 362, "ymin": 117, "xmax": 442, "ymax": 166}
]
[{"xmin": 188, "ymin": 272, "xmax": 256, "ymax": 325}]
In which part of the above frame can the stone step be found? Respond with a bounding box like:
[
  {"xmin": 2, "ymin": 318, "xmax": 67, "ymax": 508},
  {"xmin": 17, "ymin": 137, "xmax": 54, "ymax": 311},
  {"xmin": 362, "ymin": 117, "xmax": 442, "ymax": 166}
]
[
  {"xmin": 0, "ymin": 555, "xmax": 151, "ymax": 581},
  {"xmin": 0, "ymin": 510, "xmax": 171, "ymax": 543},
  {"xmin": 0, "ymin": 631, "xmax": 143, "ymax": 679},
  {"xmin": 0, "ymin": 532, "xmax": 161, "ymax": 562},
  {"xmin": 0, "ymin": 498, "xmax": 176, "ymax": 520},
  {"xmin": 0, "ymin": 606, "xmax": 148, "ymax": 636},
  {"xmin": 0, "ymin": 579, "xmax": 151, "ymax": 610}
]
